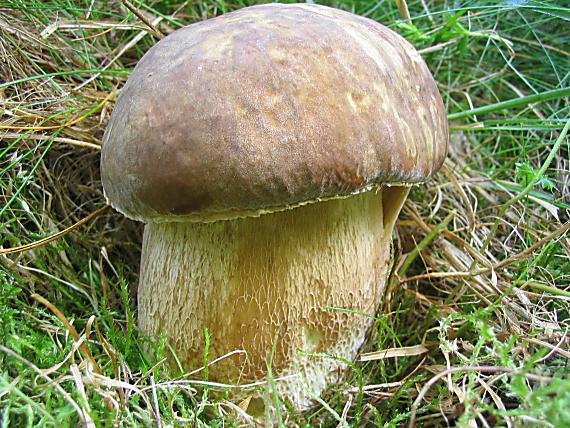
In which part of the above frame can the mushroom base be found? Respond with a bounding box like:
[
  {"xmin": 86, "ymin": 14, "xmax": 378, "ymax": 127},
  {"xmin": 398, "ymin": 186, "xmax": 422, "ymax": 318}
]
[{"xmin": 138, "ymin": 186, "xmax": 409, "ymax": 408}]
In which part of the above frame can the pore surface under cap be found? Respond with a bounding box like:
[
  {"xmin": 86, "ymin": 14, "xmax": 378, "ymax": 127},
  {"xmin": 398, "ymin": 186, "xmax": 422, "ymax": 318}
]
[{"xmin": 101, "ymin": 3, "xmax": 448, "ymax": 222}]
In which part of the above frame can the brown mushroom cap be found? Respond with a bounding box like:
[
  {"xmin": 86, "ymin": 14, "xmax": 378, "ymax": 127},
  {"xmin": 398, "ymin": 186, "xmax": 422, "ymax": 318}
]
[{"xmin": 101, "ymin": 3, "xmax": 448, "ymax": 223}]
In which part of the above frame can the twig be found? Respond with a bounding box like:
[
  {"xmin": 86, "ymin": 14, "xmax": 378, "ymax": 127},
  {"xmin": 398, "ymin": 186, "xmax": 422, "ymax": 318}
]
[
  {"xmin": 2, "ymin": 132, "xmax": 101, "ymax": 150},
  {"xmin": 121, "ymin": 0, "xmax": 164, "ymax": 39},
  {"xmin": 525, "ymin": 333, "xmax": 570, "ymax": 361},
  {"xmin": 0, "ymin": 205, "xmax": 110, "ymax": 255}
]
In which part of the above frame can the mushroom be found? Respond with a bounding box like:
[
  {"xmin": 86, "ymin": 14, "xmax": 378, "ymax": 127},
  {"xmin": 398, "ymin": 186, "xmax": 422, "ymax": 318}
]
[{"xmin": 100, "ymin": 3, "xmax": 448, "ymax": 407}]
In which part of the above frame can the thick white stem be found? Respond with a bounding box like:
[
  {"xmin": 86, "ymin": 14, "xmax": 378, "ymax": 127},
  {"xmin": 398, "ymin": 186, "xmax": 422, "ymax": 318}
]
[{"xmin": 138, "ymin": 187, "xmax": 408, "ymax": 406}]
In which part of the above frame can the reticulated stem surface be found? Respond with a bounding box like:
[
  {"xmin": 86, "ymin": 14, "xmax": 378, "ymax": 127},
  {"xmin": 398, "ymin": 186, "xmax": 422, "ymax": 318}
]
[{"xmin": 138, "ymin": 187, "xmax": 408, "ymax": 406}]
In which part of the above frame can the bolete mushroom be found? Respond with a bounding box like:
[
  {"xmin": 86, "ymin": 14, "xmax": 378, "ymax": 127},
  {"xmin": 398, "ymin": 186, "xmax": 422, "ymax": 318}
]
[{"xmin": 101, "ymin": 3, "xmax": 448, "ymax": 407}]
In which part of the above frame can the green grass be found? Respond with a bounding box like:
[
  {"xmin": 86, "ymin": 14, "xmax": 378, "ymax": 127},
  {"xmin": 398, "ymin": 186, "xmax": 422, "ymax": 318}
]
[{"xmin": 1, "ymin": 0, "xmax": 569, "ymax": 426}]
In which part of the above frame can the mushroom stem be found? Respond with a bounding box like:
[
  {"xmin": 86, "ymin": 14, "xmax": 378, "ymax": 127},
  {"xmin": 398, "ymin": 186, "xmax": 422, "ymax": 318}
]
[{"xmin": 138, "ymin": 186, "xmax": 409, "ymax": 406}]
